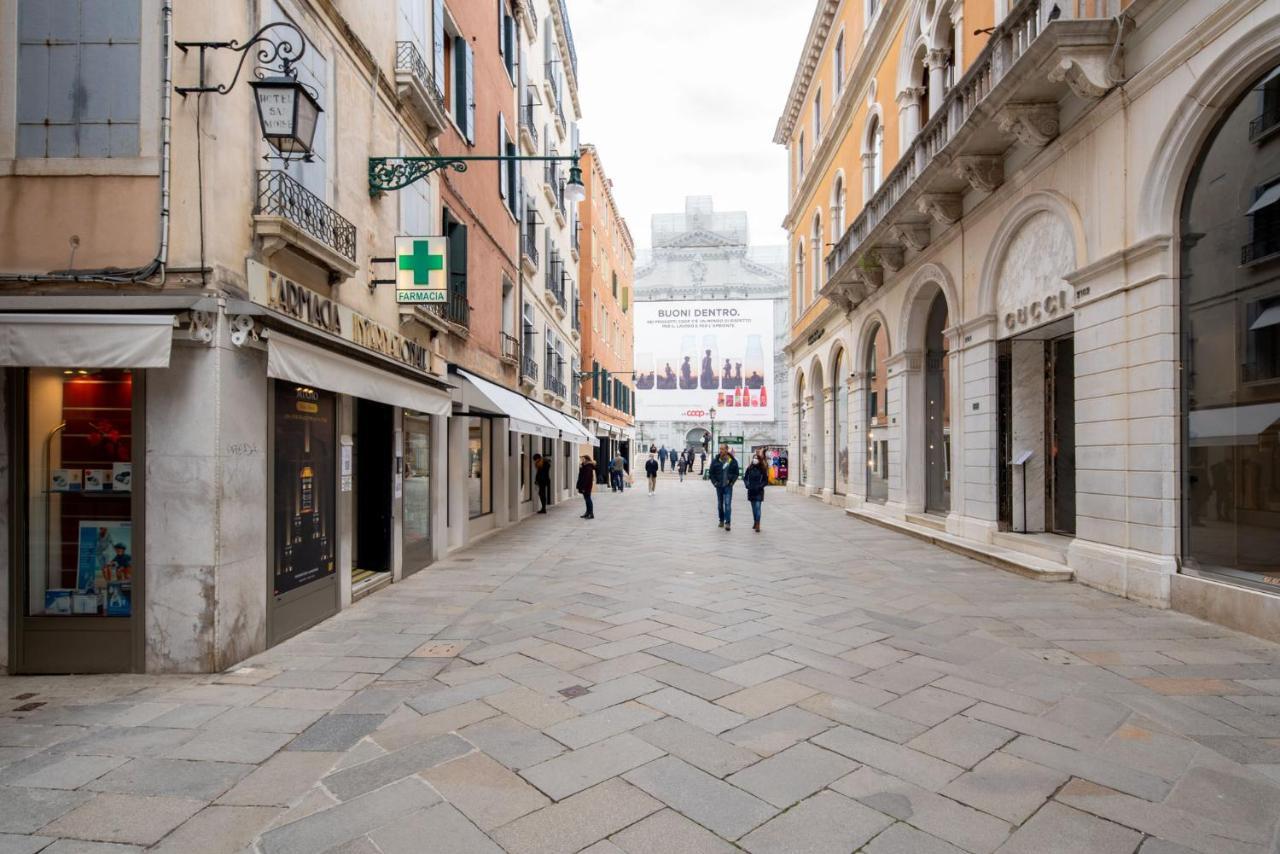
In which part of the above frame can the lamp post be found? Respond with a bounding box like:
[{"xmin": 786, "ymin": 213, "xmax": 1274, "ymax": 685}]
[{"xmin": 709, "ymin": 406, "xmax": 718, "ymax": 455}]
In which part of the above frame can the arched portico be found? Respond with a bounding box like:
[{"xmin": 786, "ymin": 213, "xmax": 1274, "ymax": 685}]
[{"xmin": 808, "ymin": 358, "xmax": 827, "ymax": 498}]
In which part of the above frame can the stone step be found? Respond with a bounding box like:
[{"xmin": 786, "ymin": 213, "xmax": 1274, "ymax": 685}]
[
  {"xmin": 904, "ymin": 512, "xmax": 947, "ymax": 532},
  {"xmin": 352, "ymin": 570, "xmax": 393, "ymax": 602},
  {"xmin": 847, "ymin": 509, "xmax": 1074, "ymax": 583},
  {"xmin": 991, "ymin": 531, "xmax": 1071, "ymax": 565}
]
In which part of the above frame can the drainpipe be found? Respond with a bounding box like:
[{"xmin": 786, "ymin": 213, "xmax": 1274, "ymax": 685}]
[{"xmin": 0, "ymin": 0, "xmax": 173, "ymax": 286}]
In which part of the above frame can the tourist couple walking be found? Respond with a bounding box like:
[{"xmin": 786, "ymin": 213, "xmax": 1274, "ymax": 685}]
[{"xmin": 708, "ymin": 444, "xmax": 769, "ymax": 532}]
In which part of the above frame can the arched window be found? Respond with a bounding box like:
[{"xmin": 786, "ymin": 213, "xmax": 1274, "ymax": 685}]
[
  {"xmin": 811, "ymin": 213, "xmax": 824, "ymax": 297},
  {"xmin": 863, "ymin": 116, "xmax": 884, "ymax": 200},
  {"xmin": 831, "ymin": 174, "xmax": 846, "ymax": 241}
]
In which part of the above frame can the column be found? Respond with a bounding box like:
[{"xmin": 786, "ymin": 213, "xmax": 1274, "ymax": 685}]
[
  {"xmin": 447, "ymin": 416, "xmax": 468, "ymax": 550},
  {"xmin": 337, "ymin": 396, "xmax": 354, "ymax": 609},
  {"xmin": 927, "ymin": 50, "xmax": 949, "ymax": 117},
  {"xmin": 944, "ymin": 327, "xmax": 965, "ymax": 534},
  {"xmin": 896, "ymin": 88, "xmax": 923, "ymax": 151},
  {"xmin": 822, "ymin": 387, "xmax": 837, "ymax": 502},
  {"xmin": 789, "ymin": 401, "xmax": 802, "ymax": 493},
  {"xmin": 950, "ymin": 5, "xmax": 965, "ymax": 71},
  {"xmin": 803, "ymin": 394, "xmax": 818, "ymax": 496},
  {"xmin": 429, "ymin": 413, "xmax": 449, "ymax": 563},
  {"xmin": 1010, "ymin": 340, "xmax": 1046, "ymax": 533},
  {"xmin": 848, "ymin": 373, "xmax": 868, "ymax": 509},
  {"xmin": 391, "ymin": 409, "xmax": 404, "ymax": 583},
  {"xmin": 891, "ymin": 352, "xmax": 924, "ymax": 513},
  {"xmin": 494, "ymin": 418, "xmax": 513, "ymax": 528}
]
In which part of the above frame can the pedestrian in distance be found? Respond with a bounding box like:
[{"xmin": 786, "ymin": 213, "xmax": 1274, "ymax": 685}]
[
  {"xmin": 744, "ymin": 452, "xmax": 769, "ymax": 532},
  {"xmin": 577, "ymin": 455, "xmax": 596, "ymax": 519},
  {"xmin": 677, "ymin": 454, "xmax": 687, "ymax": 482},
  {"xmin": 699, "ymin": 451, "xmax": 707, "ymax": 474},
  {"xmin": 645, "ymin": 454, "xmax": 659, "ymax": 494},
  {"xmin": 611, "ymin": 452, "xmax": 627, "ymax": 492},
  {"xmin": 708, "ymin": 443, "xmax": 740, "ymax": 531},
  {"xmin": 533, "ymin": 453, "xmax": 551, "ymax": 513}
]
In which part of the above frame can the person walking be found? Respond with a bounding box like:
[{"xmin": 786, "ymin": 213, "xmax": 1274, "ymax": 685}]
[
  {"xmin": 699, "ymin": 450, "xmax": 707, "ymax": 474},
  {"xmin": 611, "ymin": 452, "xmax": 627, "ymax": 492},
  {"xmin": 677, "ymin": 453, "xmax": 687, "ymax": 482},
  {"xmin": 533, "ymin": 453, "xmax": 551, "ymax": 513},
  {"xmin": 744, "ymin": 452, "xmax": 769, "ymax": 532},
  {"xmin": 577, "ymin": 455, "xmax": 596, "ymax": 519},
  {"xmin": 658, "ymin": 446, "xmax": 669, "ymax": 472},
  {"xmin": 708, "ymin": 443, "xmax": 740, "ymax": 531},
  {"xmin": 645, "ymin": 454, "xmax": 659, "ymax": 494}
]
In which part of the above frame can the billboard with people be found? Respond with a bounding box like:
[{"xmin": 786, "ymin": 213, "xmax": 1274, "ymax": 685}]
[{"xmin": 633, "ymin": 300, "xmax": 775, "ymax": 422}]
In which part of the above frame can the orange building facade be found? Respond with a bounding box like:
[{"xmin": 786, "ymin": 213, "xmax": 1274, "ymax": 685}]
[{"xmin": 577, "ymin": 145, "xmax": 637, "ymax": 465}]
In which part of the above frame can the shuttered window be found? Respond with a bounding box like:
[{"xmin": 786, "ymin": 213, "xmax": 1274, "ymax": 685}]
[{"xmin": 454, "ymin": 36, "xmax": 474, "ymax": 143}]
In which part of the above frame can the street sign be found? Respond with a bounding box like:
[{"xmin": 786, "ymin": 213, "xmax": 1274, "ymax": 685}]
[
  {"xmin": 718, "ymin": 435, "xmax": 744, "ymax": 445},
  {"xmin": 395, "ymin": 236, "xmax": 447, "ymax": 305}
]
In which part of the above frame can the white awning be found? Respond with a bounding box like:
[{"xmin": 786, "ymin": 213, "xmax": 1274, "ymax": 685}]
[
  {"xmin": 457, "ymin": 369, "xmax": 560, "ymax": 439},
  {"xmin": 0, "ymin": 313, "xmax": 174, "ymax": 368},
  {"xmin": 267, "ymin": 333, "xmax": 450, "ymax": 416},
  {"xmin": 1251, "ymin": 305, "xmax": 1280, "ymax": 331},
  {"xmin": 1189, "ymin": 403, "xmax": 1280, "ymax": 447},
  {"xmin": 531, "ymin": 400, "xmax": 596, "ymax": 443}
]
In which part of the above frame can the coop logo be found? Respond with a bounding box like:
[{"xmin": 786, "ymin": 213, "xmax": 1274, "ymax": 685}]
[{"xmin": 683, "ymin": 409, "xmax": 708, "ymax": 418}]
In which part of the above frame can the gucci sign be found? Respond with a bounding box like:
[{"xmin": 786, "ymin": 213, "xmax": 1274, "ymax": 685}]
[{"xmin": 1004, "ymin": 289, "xmax": 1070, "ymax": 332}]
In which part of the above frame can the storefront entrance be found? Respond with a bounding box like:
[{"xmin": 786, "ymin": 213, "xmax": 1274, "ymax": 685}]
[
  {"xmin": 998, "ymin": 324, "xmax": 1076, "ymax": 536},
  {"xmin": 401, "ymin": 412, "xmax": 432, "ymax": 576},
  {"xmin": 353, "ymin": 399, "xmax": 393, "ymax": 588},
  {"xmin": 8, "ymin": 367, "xmax": 143, "ymax": 673},
  {"xmin": 924, "ymin": 295, "xmax": 950, "ymax": 513}
]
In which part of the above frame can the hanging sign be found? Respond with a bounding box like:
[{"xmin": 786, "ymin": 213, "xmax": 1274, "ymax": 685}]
[{"xmin": 395, "ymin": 236, "xmax": 448, "ymax": 304}]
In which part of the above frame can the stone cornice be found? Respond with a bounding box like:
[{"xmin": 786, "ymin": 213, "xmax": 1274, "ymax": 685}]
[{"xmin": 773, "ymin": 0, "xmax": 841, "ymax": 146}]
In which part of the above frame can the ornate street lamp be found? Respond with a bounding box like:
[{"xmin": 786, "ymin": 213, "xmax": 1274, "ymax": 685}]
[
  {"xmin": 369, "ymin": 154, "xmax": 586, "ymax": 198},
  {"xmin": 177, "ymin": 22, "xmax": 321, "ymax": 161}
]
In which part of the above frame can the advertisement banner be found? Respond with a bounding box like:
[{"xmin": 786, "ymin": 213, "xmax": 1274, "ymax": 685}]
[{"xmin": 634, "ymin": 300, "xmax": 774, "ymax": 422}]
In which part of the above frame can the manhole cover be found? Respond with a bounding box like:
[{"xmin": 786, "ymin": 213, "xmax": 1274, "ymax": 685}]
[{"xmin": 559, "ymin": 685, "xmax": 590, "ymax": 699}]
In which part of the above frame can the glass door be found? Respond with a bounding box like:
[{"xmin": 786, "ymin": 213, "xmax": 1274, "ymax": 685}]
[{"xmin": 402, "ymin": 413, "xmax": 432, "ymax": 575}]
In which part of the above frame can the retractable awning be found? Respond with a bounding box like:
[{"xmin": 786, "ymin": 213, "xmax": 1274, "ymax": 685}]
[
  {"xmin": 531, "ymin": 400, "xmax": 596, "ymax": 443},
  {"xmin": 456, "ymin": 369, "xmax": 561, "ymax": 440},
  {"xmin": 267, "ymin": 333, "xmax": 451, "ymax": 416},
  {"xmin": 0, "ymin": 313, "xmax": 174, "ymax": 368}
]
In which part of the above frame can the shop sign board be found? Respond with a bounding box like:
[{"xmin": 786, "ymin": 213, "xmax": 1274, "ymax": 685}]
[
  {"xmin": 633, "ymin": 299, "xmax": 775, "ymax": 422},
  {"xmin": 394, "ymin": 236, "xmax": 448, "ymax": 304},
  {"xmin": 248, "ymin": 260, "xmax": 433, "ymax": 375}
]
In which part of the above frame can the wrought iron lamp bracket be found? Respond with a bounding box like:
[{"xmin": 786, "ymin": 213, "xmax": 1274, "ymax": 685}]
[
  {"xmin": 176, "ymin": 22, "xmax": 309, "ymax": 97},
  {"xmin": 369, "ymin": 154, "xmax": 581, "ymax": 197}
]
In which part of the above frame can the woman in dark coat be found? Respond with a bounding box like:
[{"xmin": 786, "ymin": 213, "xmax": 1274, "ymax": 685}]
[
  {"xmin": 744, "ymin": 452, "xmax": 769, "ymax": 532},
  {"xmin": 576, "ymin": 456, "xmax": 596, "ymax": 519}
]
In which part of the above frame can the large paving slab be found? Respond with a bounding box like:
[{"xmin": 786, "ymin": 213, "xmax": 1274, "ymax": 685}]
[{"xmin": 0, "ymin": 484, "xmax": 1278, "ymax": 852}]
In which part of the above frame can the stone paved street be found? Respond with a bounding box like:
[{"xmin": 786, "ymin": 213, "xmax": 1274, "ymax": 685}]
[{"xmin": 3, "ymin": 478, "xmax": 1280, "ymax": 853}]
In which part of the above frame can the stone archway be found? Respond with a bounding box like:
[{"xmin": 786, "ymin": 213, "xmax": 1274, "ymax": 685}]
[{"xmin": 808, "ymin": 359, "xmax": 827, "ymax": 497}]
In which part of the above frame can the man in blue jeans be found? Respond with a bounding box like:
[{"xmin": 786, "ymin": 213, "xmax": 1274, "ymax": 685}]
[{"xmin": 707, "ymin": 443, "xmax": 740, "ymax": 531}]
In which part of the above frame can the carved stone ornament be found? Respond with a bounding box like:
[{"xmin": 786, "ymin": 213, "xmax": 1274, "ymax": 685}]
[
  {"xmin": 870, "ymin": 244, "xmax": 905, "ymax": 272},
  {"xmin": 229, "ymin": 315, "xmax": 257, "ymax": 348},
  {"xmin": 857, "ymin": 263, "xmax": 884, "ymax": 290},
  {"xmin": 917, "ymin": 193, "xmax": 963, "ymax": 226},
  {"xmin": 996, "ymin": 103, "xmax": 1059, "ymax": 148},
  {"xmin": 1047, "ymin": 47, "xmax": 1113, "ymax": 100},
  {"xmin": 892, "ymin": 224, "xmax": 932, "ymax": 252},
  {"xmin": 189, "ymin": 310, "xmax": 216, "ymax": 344},
  {"xmin": 953, "ymin": 155, "xmax": 1004, "ymax": 193}
]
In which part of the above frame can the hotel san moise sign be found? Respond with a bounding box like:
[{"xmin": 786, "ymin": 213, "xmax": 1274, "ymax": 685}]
[{"xmin": 247, "ymin": 259, "xmax": 432, "ymax": 375}]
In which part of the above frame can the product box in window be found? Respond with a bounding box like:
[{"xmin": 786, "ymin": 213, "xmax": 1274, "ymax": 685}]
[
  {"xmin": 44, "ymin": 589, "xmax": 73, "ymax": 615},
  {"xmin": 84, "ymin": 469, "xmax": 112, "ymax": 492},
  {"xmin": 72, "ymin": 593, "xmax": 100, "ymax": 615},
  {"xmin": 50, "ymin": 469, "xmax": 82, "ymax": 492},
  {"xmin": 106, "ymin": 582, "xmax": 131, "ymax": 617},
  {"xmin": 112, "ymin": 463, "xmax": 132, "ymax": 492}
]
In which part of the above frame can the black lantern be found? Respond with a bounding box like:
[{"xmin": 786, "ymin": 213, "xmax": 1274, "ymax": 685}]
[{"xmin": 250, "ymin": 76, "xmax": 322, "ymax": 158}]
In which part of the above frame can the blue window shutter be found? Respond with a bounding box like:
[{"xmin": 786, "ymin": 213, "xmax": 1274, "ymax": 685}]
[
  {"xmin": 464, "ymin": 43, "xmax": 476, "ymax": 144},
  {"xmin": 433, "ymin": 0, "xmax": 445, "ymax": 97},
  {"xmin": 453, "ymin": 35, "xmax": 466, "ymax": 129}
]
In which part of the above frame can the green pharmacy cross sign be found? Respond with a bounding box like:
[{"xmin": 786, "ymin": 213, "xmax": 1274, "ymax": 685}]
[{"xmin": 394, "ymin": 236, "xmax": 447, "ymax": 304}]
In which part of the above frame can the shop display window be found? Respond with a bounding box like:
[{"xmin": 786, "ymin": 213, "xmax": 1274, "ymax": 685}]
[
  {"xmin": 25, "ymin": 368, "xmax": 135, "ymax": 617},
  {"xmin": 468, "ymin": 417, "xmax": 492, "ymax": 518},
  {"xmin": 403, "ymin": 414, "xmax": 432, "ymax": 567}
]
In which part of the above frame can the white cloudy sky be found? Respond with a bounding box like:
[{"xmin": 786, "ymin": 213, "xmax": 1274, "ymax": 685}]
[{"xmin": 568, "ymin": 0, "xmax": 814, "ymax": 254}]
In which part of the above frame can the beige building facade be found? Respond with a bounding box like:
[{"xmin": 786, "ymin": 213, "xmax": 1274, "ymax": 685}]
[
  {"xmin": 0, "ymin": 0, "xmax": 596, "ymax": 673},
  {"xmin": 778, "ymin": 0, "xmax": 1280, "ymax": 641}
]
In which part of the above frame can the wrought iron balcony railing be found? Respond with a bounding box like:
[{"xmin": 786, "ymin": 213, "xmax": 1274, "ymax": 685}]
[
  {"xmin": 521, "ymin": 351, "xmax": 539, "ymax": 382},
  {"xmin": 521, "ymin": 101, "xmax": 539, "ymax": 149},
  {"xmin": 445, "ymin": 287, "xmax": 470, "ymax": 327},
  {"xmin": 572, "ymin": 298, "xmax": 581, "ymax": 332},
  {"xmin": 548, "ymin": 375, "xmax": 567, "ymax": 398},
  {"xmin": 521, "ymin": 230, "xmax": 540, "ymax": 267},
  {"xmin": 1249, "ymin": 103, "xmax": 1280, "ymax": 143},
  {"xmin": 255, "ymin": 170, "xmax": 356, "ymax": 263},
  {"xmin": 396, "ymin": 41, "xmax": 440, "ymax": 103},
  {"xmin": 1242, "ymin": 220, "xmax": 1280, "ymax": 266},
  {"xmin": 571, "ymin": 384, "xmax": 580, "ymax": 407}
]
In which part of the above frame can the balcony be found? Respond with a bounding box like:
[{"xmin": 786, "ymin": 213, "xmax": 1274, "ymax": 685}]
[
  {"xmin": 520, "ymin": 100, "xmax": 539, "ymax": 153},
  {"xmin": 1250, "ymin": 103, "xmax": 1280, "ymax": 144},
  {"xmin": 543, "ymin": 160, "xmax": 563, "ymax": 218},
  {"xmin": 571, "ymin": 383, "xmax": 580, "ymax": 408},
  {"xmin": 253, "ymin": 170, "xmax": 357, "ymax": 280},
  {"xmin": 1243, "ymin": 220, "xmax": 1280, "ymax": 266},
  {"xmin": 571, "ymin": 221, "xmax": 581, "ymax": 257},
  {"xmin": 521, "ymin": 229, "xmax": 540, "ymax": 274},
  {"xmin": 394, "ymin": 41, "xmax": 448, "ymax": 139},
  {"xmin": 545, "ymin": 260, "xmax": 565, "ymax": 311},
  {"xmin": 500, "ymin": 332, "xmax": 519, "ymax": 364},
  {"xmin": 572, "ymin": 298, "xmax": 581, "ymax": 335},
  {"xmin": 547, "ymin": 374, "xmax": 567, "ymax": 399},
  {"xmin": 520, "ymin": 350, "xmax": 538, "ymax": 388},
  {"xmin": 820, "ymin": 0, "xmax": 1121, "ymax": 312}
]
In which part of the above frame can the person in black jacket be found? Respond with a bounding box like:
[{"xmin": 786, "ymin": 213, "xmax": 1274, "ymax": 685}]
[
  {"xmin": 644, "ymin": 454, "xmax": 659, "ymax": 494},
  {"xmin": 707, "ymin": 444, "xmax": 740, "ymax": 531},
  {"xmin": 744, "ymin": 452, "xmax": 769, "ymax": 532},
  {"xmin": 533, "ymin": 453, "xmax": 551, "ymax": 513},
  {"xmin": 576, "ymin": 456, "xmax": 596, "ymax": 519}
]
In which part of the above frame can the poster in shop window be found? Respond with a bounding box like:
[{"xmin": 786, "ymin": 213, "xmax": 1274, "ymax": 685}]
[
  {"xmin": 633, "ymin": 300, "xmax": 775, "ymax": 422},
  {"xmin": 273, "ymin": 384, "xmax": 336, "ymax": 596}
]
